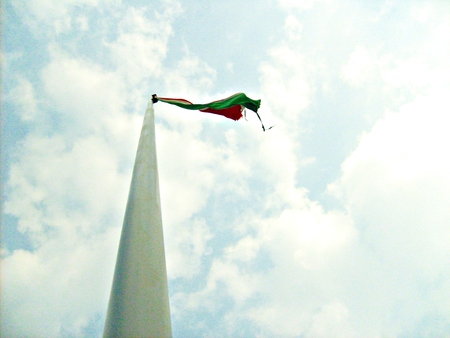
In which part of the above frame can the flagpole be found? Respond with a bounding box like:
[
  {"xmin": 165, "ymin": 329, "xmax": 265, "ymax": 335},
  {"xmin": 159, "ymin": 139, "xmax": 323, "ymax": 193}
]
[{"xmin": 103, "ymin": 98, "xmax": 172, "ymax": 337}]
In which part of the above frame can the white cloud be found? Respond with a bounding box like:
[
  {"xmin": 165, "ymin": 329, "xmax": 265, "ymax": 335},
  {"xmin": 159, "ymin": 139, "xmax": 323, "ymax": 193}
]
[
  {"xmin": 164, "ymin": 45, "xmax": 358, "ymax": 332},
  {"xmin": 162, "ymin": 53, "xmax": 217, "ymax": 98},
  {"xmin": 155, "ymin": 120, "xmax": 222, "ymax": 281},
  {"xmin": 328, "ymin": 88, "xmax": 450, "ymax": 334},
  {"xmin": 6, "ymin": 77, "xmax": 40, "ymax": 121},
  {"xmin": 4, "ymin": 0, "xmax": 450, "ymax": 337},
  {"xmin": 75, "ymin": 16, "xmax": 90, "ymax": 31},
  {"xmin": 42, "ymin": 47, "xmax": 127, "ymax": 132},
  {"xmin": 342, "ymin": 46, "xmax": 377, "ymax": 86},
  {"xmin": 333, "ymin": 88, "xmax": 450, "ymax": 203},
  {"xmin": 170, "ymin": 87, "xmax": 450, "ymax": 337},
  {"xmin": 2, "ymin": 228, "xmax": 119, "ymax": 337},
  {"xmin": 165, "ymin": 218, "xmax": 212, "ymax": 280},
  {"xmin": 259, "ymin": 45, "xmax": 311, "ymax": 130},
  {"xmin": 2, "ymin": 2, "xmax": 184, "ymax": 336},
  {"xmin": 306, "ymin": 302, "xmax": 354, "ymax": 338},
  {"xmin": 411, "ymin": 3, "xmax": 436, "ymax": 24},
  {"xmin": 167, "ymin": 3, "xmax": 450, "ymax": 334},
  {"xmin": 225, "ymin": 62, "xmax": 234, "ymax": 72},
  {"xmin": 380, "ymin": 10, "xmax": 450, "ymax": 91},
  {"xmin": 107, "ymin": 5, "xmax": 181, "ymax": 87},
  {"xmin": 278, "ymin": 0, "xmax": 317, "ymax": 11},
  {"xmin": 157, "ymin": 124, "xmax": 217, "ymax": 224},
  {"xmin": 11, "ymin": 0, "xmax": 101, "ymax": 35},
  {"xmin": 236, "ymin": 201, "xmax": 356, "ymax": 336},
  {"xmin": 284, "ymin": 14, "xmax": 303, "ymax": 40},
  {"xmin": 381, "ymin": 57, "xmax": 431, "ymax": 89},
  {"xmin": 3, "ymin": 124, "xmax": 132, "ymax": 336}
]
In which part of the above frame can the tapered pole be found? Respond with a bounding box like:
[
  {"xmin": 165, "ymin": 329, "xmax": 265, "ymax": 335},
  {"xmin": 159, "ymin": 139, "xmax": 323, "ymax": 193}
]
[{"xmin": 103, "ymin": 99, "xmax": 172, "ymax": 337}]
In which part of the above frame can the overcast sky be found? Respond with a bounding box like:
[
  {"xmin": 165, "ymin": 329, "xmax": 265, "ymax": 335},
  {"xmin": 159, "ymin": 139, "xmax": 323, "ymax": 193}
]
[{"xmin": 2, "ymin": 0, "xmax": 450, "ymax": 337}]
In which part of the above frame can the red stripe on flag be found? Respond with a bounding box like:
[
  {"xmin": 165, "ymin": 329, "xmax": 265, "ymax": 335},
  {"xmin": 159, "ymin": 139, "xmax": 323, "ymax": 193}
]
[{"xmin": 200, "ymin": 106, "xmax": 243, "ymax": 121}]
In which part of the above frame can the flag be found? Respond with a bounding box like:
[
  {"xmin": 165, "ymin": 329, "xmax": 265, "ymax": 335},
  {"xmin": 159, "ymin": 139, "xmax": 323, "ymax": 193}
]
[{"xmin": 152, "ymin": 93, "xmax": 271, "ymax": 131}]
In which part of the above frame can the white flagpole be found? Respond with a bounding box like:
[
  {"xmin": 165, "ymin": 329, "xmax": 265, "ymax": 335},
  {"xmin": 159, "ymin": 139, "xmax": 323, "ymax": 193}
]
[{"xmin": 103, "ymin": 98, "xmax": 172, "ymax": 337}]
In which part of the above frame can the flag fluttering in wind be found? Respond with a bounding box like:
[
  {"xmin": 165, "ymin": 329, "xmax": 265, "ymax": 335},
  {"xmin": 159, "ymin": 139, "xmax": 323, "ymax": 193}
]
[{"xmin": 152, "ymin": 93, "xmax": 272, "ymax": 131}]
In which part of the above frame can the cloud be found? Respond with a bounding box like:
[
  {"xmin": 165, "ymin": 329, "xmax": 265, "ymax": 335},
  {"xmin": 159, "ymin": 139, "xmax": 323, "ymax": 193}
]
[
  {"xmin": 162, "ymin": 53, "xmax": 217, "ymax": 98},
  {"xmin": 3, "ymin": 0, "xmax": 250, "ymax": 334},
  {"xmin": 169, "ymin": 88, "xmax": 450, "ymax": 337},
  {"xmin": 259, "ymin": 45, "xmax": 311, "ymax": 130},
  {"xmin": 11, "ymin": 0, "xmax": 101, "ymax": 36},
  {"xmin": 3, "ymin": 126, "xmax": 131, "ymax": 337},
  {"xmin": 278, "ymin": 0, "xmax": 318, "ymax": 11},
  {"xmin": 170, "ymin": 184, "xmax": 357, "ymax": 336},
  {"xmin": 5, "ymin": 77, "xmax": 40, "ymax": 121},
  {"xmin": 41, "ymin": 47, "xmax": 128, "ymax": 132},
  {"xmin": 342, "ymin": 46, "xmax": 377, "ymax": 86},
  {"xmin": 3, "ymin": 0, "xmax": 450, "ymax": 337},
  {"xmin": 328, "ymin": 88, "xmax": 450, "ymax": 335},
  {"xmin": 2, "ymin": 228, "xmax": 119, "ymax": 337},
  {"xmin": 166, "ymin": 2, "xmax": 450, "ymax": 337},
  {"xmin": 284, "ymin": 14, "xmax": 303, "ymax": 40},
  {"xmin": 107, "ymin": 4, "xmax": 182, "ymax": 88},
  {"xmin": 2, "ymin": 2, "xmax": 184, "ymax": 336},
  {"xmin": 331, "ymin": 88, "xmax": 450, "ymax": 267}
]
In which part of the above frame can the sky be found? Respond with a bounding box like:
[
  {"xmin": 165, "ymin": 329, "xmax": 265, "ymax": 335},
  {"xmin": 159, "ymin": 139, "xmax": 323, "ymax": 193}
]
[{"xmin": 2, "ymin": 0, "xmax": 450, "ymax": 337}]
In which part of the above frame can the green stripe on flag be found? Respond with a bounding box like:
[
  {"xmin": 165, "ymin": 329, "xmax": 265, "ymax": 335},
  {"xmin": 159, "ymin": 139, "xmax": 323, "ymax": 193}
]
[{"xmin": 158, "ymin": 93, "xmax": 261, "ymax": 113}]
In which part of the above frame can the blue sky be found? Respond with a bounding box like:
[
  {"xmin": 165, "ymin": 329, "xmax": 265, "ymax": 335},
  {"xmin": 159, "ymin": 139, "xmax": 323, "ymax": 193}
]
[{"xmin": 2, "ymin": 0, "xmax": 450, "ymax": 337}]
